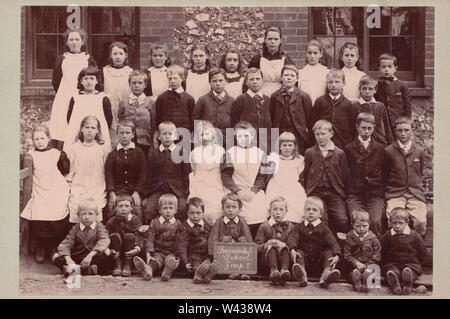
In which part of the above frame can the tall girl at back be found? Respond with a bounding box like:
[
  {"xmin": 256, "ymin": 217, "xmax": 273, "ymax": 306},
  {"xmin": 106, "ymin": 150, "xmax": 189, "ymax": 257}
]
[
  {"xmin": 64, "ymin": 67, "xmax": 112, "ymax": 152},
  {"xmin": 21, "ymin": 125, "xmax": 71, "ymax": 263},
  {"xmin": 219, "ymin": 47, "xmax": 245, "ymax": 99},
  {"xmin": 144, "ymin": 43, "xmax": 171, "ymax": 100},
  {"xmin": 66, "ymin": 116, "xmax": 110, "ymax": 224},
  {"xmin": 186, "ymin": 44, "xmax": 212, "ymax": 102},
  {"xmin": 50, "ymin": 28, "xmax": 97, "ymax": 150},
  {"xmin": 102, "ymin": 41, "xmax": 133, "ymax": 148},
  {"xmin": 339, "ymin": 42, "xmax": 366, "ymax": 102},
  {"xmin": 298, "ymin": 39, "xmax": 329, "ymax": 105},
  {"xmin": 248, "ymin": 25, "xmax": 293, "ymax": 97}
]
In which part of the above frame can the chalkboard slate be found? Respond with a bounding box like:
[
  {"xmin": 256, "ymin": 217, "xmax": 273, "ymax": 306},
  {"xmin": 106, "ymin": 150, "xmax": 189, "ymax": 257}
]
[{"xmin": 213, "ymin": 242, "xmax": 258, "ymax": 274}]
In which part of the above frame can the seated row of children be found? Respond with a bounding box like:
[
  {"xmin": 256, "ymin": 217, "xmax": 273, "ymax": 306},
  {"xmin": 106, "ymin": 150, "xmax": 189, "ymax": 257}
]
[{"xmin": 52, "ymin": 191, "xmax": 426, "ymax": 295}]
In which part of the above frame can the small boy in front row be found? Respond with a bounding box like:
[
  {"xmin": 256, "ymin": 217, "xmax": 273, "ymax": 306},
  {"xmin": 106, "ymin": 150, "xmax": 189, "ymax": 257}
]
[
  {"xmin": 208, "ymin": 193, "xmax": 254, "ymax": 280},
  {"xmin": 381, "ymin": 208, "xmax": 427, "ymax": 295},
  {"xmin": 300, "ymin": 119, "xmax": 349, "ymax": 238},
  {"xmin": 383, "ymin": 116, "xmax": 427, "ymax": 236},
  {"xmin": 133, "ymin": 194, "xmax": 182, "ymax": 281},
  {"xmin": 52, "ymin": 198, "xmax": 111, "ymax": 276},
  {"xmin": 105, "ymin": 194, "xmax": 142, "ymax": 277},
  {"xmin": 287, "ymin": 196, "xmax": 341, "ymax": 288},
  {"xmin": 176, "ymin": 197, "xmax": 219, "ymax": 284},
  {"xmin": 343, "ymin": 210, "xmax": 381, "ymax": 292},
  {"xmin": 254, "ymin": 196, "xmax": 296, "ymax": 285}
]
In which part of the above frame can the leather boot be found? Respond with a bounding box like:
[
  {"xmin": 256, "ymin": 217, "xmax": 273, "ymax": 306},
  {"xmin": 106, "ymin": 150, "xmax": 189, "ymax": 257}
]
[
  {"xmin": 133, "ymin": 256, "xmax": 152, "ymax": 281},
  {"xmin": 203, "ymin": 261, "xmax": 219, "ymax": 284},
  {"xmin": 161, "ymin": 256, "xmax": 179, "ymax": 281},
  {"xmin": 269, "ymin": 267, "xmax": 281, "ymax": 284},
  {"xmin": 292, "ymin": 263, "xmax": 308, "ymax": 287},
  {"xmin": 319, "ymin": 267, "xmax": 340, "ymax": 289},
  {"xmin": 351, "ymin": 269, "xmax": 362, "ymax": 292},
  {"xmin": 386, "ymin": 270, "xmax": 402, "ymax": 295},
  {"xmin": 194, "ymin": 260, "xmax": 210, "ymax": 284},
  {"xmin": 112, "ymin": 252, "xmax": 122, "ymax": 277},
  {"xmin": 122, "ymin": 256, "xmax": 132, "ymax": 277},
  {"xmin": 402, "ymin": 267, "xmax": 414, "ymax": 295}
]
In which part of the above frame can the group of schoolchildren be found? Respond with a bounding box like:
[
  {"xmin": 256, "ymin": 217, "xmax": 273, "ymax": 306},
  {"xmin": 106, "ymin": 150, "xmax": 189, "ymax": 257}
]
[{"xmin": 20, "ymin": 25, "xmax": 429, "ymax": 295}]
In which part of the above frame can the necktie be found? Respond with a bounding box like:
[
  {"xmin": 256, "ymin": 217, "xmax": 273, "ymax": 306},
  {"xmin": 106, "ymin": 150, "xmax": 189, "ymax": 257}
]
[
  {"xmin": 83, "ymin": 226, "xmax": 90, "ymax": 237},
  {"xmin": 254, "ymin": 95, "xmax": 263, "ymax": 105},
  {"xmin": 275, "ymin": 221, "xmax": 289, "ymax": 229},
  {"xmin": 381, "ymin": 76, "xmax": 394, "ymax": 81},
  {"xmin": 129, "ymin": 93, "xmax": 145, "ymax": 106},
  {"xmin": 194, "ymin": 224, "xmax": 202, "ymax": 230},
  {"xmin": 307, "ymin": 223, "xmax": 314, "ymax": 231}
]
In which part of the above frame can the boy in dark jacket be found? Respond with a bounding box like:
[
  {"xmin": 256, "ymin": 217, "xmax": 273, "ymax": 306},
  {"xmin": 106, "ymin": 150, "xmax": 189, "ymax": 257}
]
[
  {"xmin": 53, "ymin": 198, "xmax": 110, "ymax": 276},
  {"xmin": 374, "ymin": 53, "xmax": 412, "ymax": 134},
  {"xmin": 176, "ymin": 197, "xmax": 218, "ymax": 284},
  {"xmin": 343, "ymin": 210, "xmax": 381, "ymax": 292},
  {"xmin": 344, "ymin": 112, "xmax": 385, "ymax": 238},
  {"xmin": 270, "ymin": 64, "xmax": 313, "ymax": 155},
  {"xmin": 300, "ymin": 120, "xmax": 349, "ymax": 237},
  {"xmin": 381, "ymin": 208, "xmax": 427, "ymax": 295},
  {"xmin": 287, "ymin": 196, "xmax": 341, "ymax": 288}
]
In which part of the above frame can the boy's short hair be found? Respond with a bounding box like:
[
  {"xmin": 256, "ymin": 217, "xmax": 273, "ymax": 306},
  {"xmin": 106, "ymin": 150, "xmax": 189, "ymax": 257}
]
[
  {"xmin": 312, "ymin": 119, "xmax": 333, "ymax": 133},
  {"xmin": 158, "ymin": 194, "xmax": 178, "ymax": 210},
  {"xmin": 394, "ymin": 116, "xmax": 412, "ymax": 129},
  {"xmin": 208, "ymin": 67, "xmax": 226, "ymax": 82},
  {"xmin": 117, "ymin": 120, "xmax": 136, "ymax": 134},
  {"xmin": 281, "ymin": 64, "xmax": 298, "ymax": 77},
  {"xmin": 221, "ymin": 193, "xmax": 243, "ymax": 210},
  {"xmin": 379, "ymin": 53, "xmax": 397, "ymax": 67},
  {"xmin": 269, "ymin": 196, "xmax": 288, "ymax": 210},
  {"xmin": 351, "ymin": 209, "xmax": 370, "ymax": 224},
  {"xmin": 390, "ymin": 207, "xmax": 409, "ymax": 222},
  {"xmin": 359, "ymin": 75, "xmax": 378, "ymax": 89},
  {"xmin": 304, "ymin": 196, "xmax": 324, "ymax": 216},
  {"xmin": 326, "ymin": 69, "xmax": 345, "ymax": 82},
  {"xmin": 128, "ymin": 70, "xmax": 148, "ymax": 85},
  {"xmin": 246, "ymin": 67, "xmax": 264, "ymax": 80},
  {"xmin": 187, "ymin": 197, "xmax": 205, "ymax": 213},
  {"xmin": 77, "ymin": 198, "xmax": 99, "ymax": 214},
  {"xmin": 158, "ymin": 121, "xmax": 177, "ymax": 133},
  {"xmin": 115, "ymin": 193, "xmax": 132, "ymax": 205},
  {"xmin": 356, "ymin": 112, "xmax": 376, "ymax": 126},
  {"xmin": 167, "ymin": 64, "xmax": 185, "ymax": 79}
]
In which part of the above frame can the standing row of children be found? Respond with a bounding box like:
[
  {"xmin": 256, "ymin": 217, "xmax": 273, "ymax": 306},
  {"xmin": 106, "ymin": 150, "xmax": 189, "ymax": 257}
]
[{"xmin": 21, "ymin": 25, "xmax": 428, "ymax": 294}]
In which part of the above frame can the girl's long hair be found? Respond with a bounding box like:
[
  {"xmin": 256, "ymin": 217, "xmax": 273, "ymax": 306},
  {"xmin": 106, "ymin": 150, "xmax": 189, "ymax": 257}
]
[{"xmin": 77, "ymin": 115, "xmax": 104, "ymax": 145}]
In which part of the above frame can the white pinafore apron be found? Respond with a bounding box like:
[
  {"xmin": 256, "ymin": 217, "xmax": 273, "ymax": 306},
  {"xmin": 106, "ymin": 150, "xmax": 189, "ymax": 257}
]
[{"xmin": 260, "ymin": 56, "xmax": 285, "ymax": 97}]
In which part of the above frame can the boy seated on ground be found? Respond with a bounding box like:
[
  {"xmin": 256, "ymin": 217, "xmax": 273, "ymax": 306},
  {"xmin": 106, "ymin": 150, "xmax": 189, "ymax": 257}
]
[
  {"xmin": 105, "ymin": 194, "xmax": 142, "ymax": 277},
  {"xmin": 287, "ymin": 196, "xmax": 341, "ymax": 289},
  {"xmin": 133, "ymin": 194, "xmax": 182, "ymax": 281},
  {"xmin": 52, "ymin": 198, "xmax": 110, "ymax": 276},
  {"xmin": 381, "ymin": 207, "xmax": 427, "ymax": 295},
  {"xmin": 176, "ymin": 197, "xmax": 219, "ymax": 284}
]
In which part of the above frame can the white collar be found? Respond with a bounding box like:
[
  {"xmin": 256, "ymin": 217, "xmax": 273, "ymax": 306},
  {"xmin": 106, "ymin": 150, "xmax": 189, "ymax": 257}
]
[
  {"xmin": 117, "ymin": 142, "xmax": 135, "ymax": 151},
  {"xmin": 127, "ymin": 213, "xmax": 133, "ymax": 221},
  {"xmin": 397, "ymin": 140, "xmax": 412, "ymax": 152},
  {"xmin": 353, "ymin": 230, "xmax": 369, "ymax": 240},
  {"xmin": 359, "ymin": 97, "xmax": 376, "ymax": 104},
  {"xmin": 172, "ymin": 87, "xmax": 184, "ymax": 94},
  {"xmin": 268, "ymin": 217, "xmax": 285, "ymax": 226},
  {"xmin": 159, "ymin": 216, "xmax": 176, "ymax": 225},
  {"xmin": 319, "ymin": 141, "xmax": 335, "ymax": 152},
  {"xmin": 304, "ymin": 219, "xmax": 321, "ymax": 227},
  {"xmin": 213, "ymin": 90, "xmax": 226, "ymax": 99},
  {"xmin": 391, "ymin": 225, "xmax": 411, "ymax": 236},
  {"xmin": 187, "ymin": 219, "xmax": 205, "ymax": 228},
  {"xmin": 358, "ymin": 136, "xmax": 371, "ymax": 148},
  {"xmin": 247, "ymin": 90, "xmax": 263, "ymax": 98},
  {"xmin": 80, "ymin": 222, "xmax": 96, "ymax": 231},
  {"xmin": 329, "ymin": 93, "xmax": 341, "ymax": 101},
  {"xmin": 223, "ymin": 216, "xmax": 240, "ymax": 224},
  {"xmin": 159, "ymin": 143, "xmax": 176, "ymax": 152}
]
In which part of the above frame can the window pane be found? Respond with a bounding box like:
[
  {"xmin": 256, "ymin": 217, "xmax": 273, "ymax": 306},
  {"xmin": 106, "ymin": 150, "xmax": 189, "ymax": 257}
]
[
  {"xmin": 369, "ymin": 6, "xmax": 390, "ymax": 35},
  {"xmin": 392, "ymin": 7, "xmax": 415, "ymax": 36},
  {"xmin": 33, "ymin": 7, "xmax": 57, "ymax": 33},
  {"xmin": 317, "ymin": 37, "xmax": 335, "ymax": 69},
  {"xmin": 392, "ymin": 37, "xmax": 413, "ymax": 71},
  {"xmin": 91, "ymin": 7, "xmax": 113, "ymax": 34},
  {"xmin": 369, "ymin": 37, "xmax": 390, "ymax": 71},
  {"xmin": 312, "ymin": 7, "xmax": 334, "ymax": 35},
  {"xmin": 35, "ymin": 36, "xmax": 57, "ymax": 69},
  {"xmin": 334, "ymin": 7, "xmax": 363, "ymax": 36},
  {"xmin": 112, "ymin": 7, "xmax": 135, "ymax": 35},
  {"xmin": 90, "ymin": 7, "xmax": 136, "ymax": 35}
]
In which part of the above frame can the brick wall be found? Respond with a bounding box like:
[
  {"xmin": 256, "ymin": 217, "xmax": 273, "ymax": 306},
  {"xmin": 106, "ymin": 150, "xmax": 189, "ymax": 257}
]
[
  {"xmin": 139, "ymin": 6, "xmax": 185, "ymax": 69},
  {"xmin": 263, "ymin": 7, "xmax": 309, "ymax": 68},
  {"xmin": 424, "ymin": 6, "xmax": 434, "ymax": 89}
]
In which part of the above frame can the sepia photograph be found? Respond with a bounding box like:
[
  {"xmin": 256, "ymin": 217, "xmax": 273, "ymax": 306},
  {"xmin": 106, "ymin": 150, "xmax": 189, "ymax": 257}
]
[{"xmin": 15, "ymin": 2, "xmax": 437, "ymax": 298}]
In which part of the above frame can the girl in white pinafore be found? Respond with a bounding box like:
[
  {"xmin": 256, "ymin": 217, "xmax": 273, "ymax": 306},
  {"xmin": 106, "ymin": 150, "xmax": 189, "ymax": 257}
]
[
  {"xmin": 64, "ymin": 67, "xmax": 112, "ymax": 153},
  {"xmin": 248, "ymin": 26, "xmax": 293, "ymax": 98},
  {"xmin": 185, "ymin": 44, "xmax": 212, "ymax": 103},
  {"xmin": 66, "ymin": 115, "xmax": 110, "ymax": 223},
  {"xmin": 265, "ymin": 132, "xmax": 307, "ymax": 224},
  {"xmin": 189, "ymin": 121, "xmax": 226, "ymax": 224},
  {"xmin": 221, "ymin": 122, "xmax": 268, "ymax": 237},
  {"xmin": 21, "ymin": 125, "xmax": 70, "ymax": 263},
  {"xmin": 102, "ymin": 41, "xmax": 133, "ymax": 148},
  {"xmin": 219, "ymin": 48, "xmax": 245, "ymax": 99},
  {"xmin": 298, "ymin": 39, "xmax": 329, "ymax": 106},
  {"xmin": 49, "ymin": 28, "xmax": 96, "ymax": 149}
]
